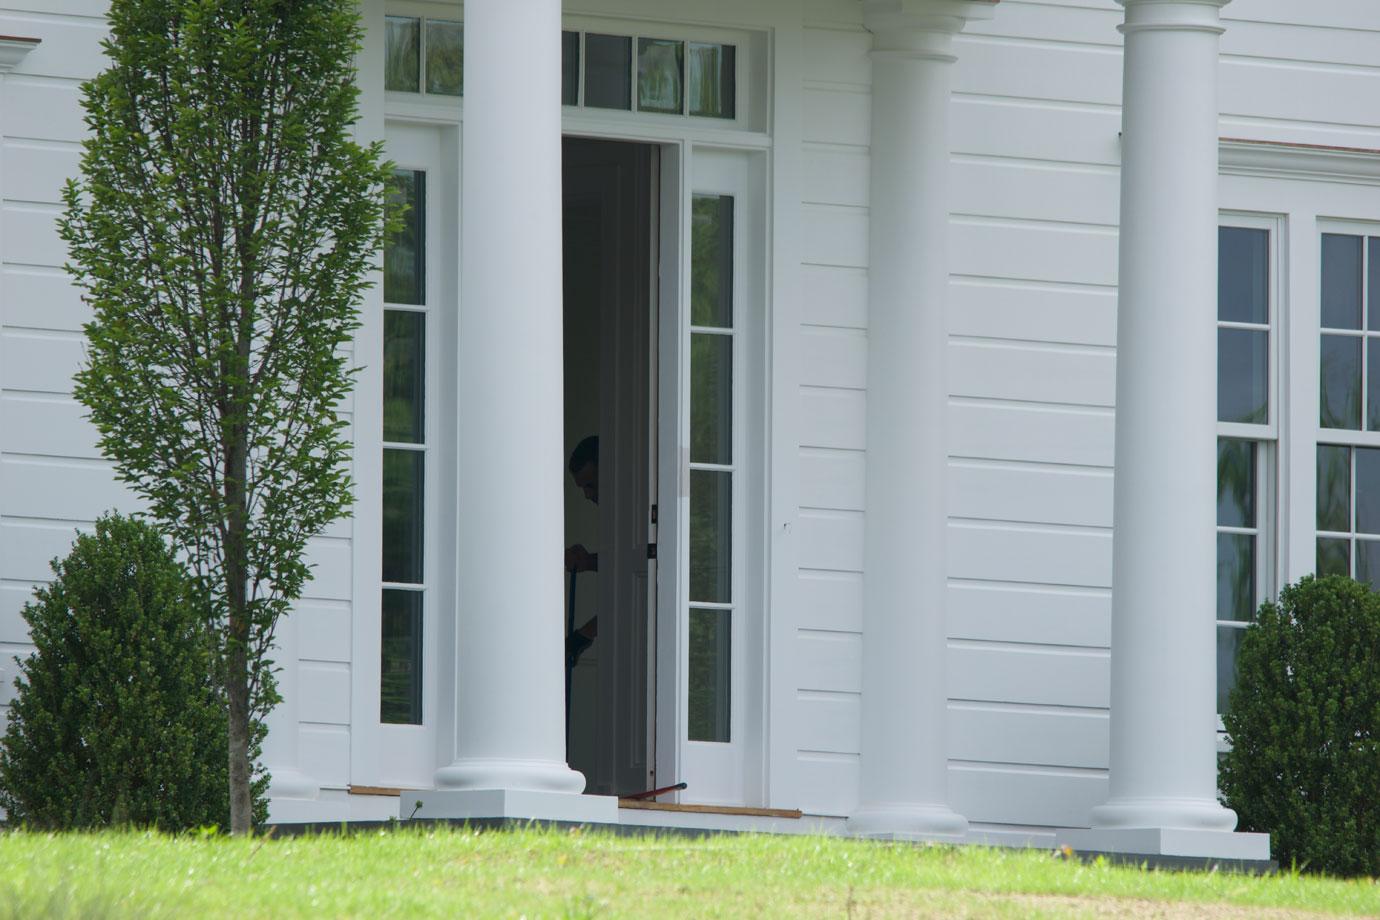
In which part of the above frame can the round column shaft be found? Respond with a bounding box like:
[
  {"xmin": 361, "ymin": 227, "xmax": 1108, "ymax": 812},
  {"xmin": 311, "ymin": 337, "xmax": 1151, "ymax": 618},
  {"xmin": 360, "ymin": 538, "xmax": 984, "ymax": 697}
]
[
  {"xmin": 1094, "ymin": 0, "xmax": 1236, "ymax": 832},
  {"xmin": 436, "ymin": 0, "xmax": 583, "ymax": 795},
  {"xmin": 848, "ymin": 0, "xmax": 988, "ymax": 840}
]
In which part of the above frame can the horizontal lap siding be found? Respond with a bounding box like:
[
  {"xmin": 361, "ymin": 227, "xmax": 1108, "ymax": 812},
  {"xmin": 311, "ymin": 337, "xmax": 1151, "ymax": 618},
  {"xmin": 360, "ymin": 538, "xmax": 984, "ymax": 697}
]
[
  {"xmin": 0, "ymin": 5, "xmax": 354, "ymax": 791},
  {"xmin": 793, "ymin": 14, "xmax": 870, "ymax": 816}
]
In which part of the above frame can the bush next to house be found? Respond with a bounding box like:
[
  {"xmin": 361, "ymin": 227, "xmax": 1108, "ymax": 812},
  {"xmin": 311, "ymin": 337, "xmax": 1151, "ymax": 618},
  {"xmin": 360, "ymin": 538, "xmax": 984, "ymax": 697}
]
[
  {"xmin": 1220, "ymin": 574, "xmax": 1380, "ymax": 877},
  {"xmin": 0, "ymin": 513, "xmax": 267, "ymax": 830}
]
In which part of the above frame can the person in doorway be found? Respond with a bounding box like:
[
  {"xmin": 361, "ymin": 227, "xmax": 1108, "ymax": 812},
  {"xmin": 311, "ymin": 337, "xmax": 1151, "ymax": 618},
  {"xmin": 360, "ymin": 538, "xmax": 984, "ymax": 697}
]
[{"xmin": 566, "ymin": 435, "xmax": 599, "ymax": 664}]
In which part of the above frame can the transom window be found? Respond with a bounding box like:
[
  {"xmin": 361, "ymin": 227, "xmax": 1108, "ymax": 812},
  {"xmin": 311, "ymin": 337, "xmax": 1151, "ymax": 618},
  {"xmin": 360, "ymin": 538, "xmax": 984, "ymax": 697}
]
[
  {"xmin": 1216, "ymin": 223, "xmax": 1277, "ymax": 717},
  {"xmin": 384, "ymin": 19, "xmax": 737, "ymax": 121}
]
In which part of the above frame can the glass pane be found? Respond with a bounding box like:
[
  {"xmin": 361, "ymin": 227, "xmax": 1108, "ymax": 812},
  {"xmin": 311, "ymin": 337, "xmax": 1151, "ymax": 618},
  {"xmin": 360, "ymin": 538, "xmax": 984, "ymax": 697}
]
[
  {"xmin": 585, "ymin": 34, "xmax": 631, "ymax": 110},
  {"xmin": 383, "ymin": 448, "xmax": 424, "ymax": 584},
  {"xmin": 1317, "ymin": 444, "xmax": 1351, "ymax": 532},
  {"xmin": 1371, "ymin": 238, "xmax": 1380, "ymax": 331},
  {"xmin": 689, "ymin": 608, "xmax": 731, "ymax": 743},
  {"xmin": 1356, "ymin": 446, "xmax": 1380, "ymax": 535},
  {"xmin": 1358, "ymin": 539, "xmax": 1380, "ymax": 592},
  {"xmin": 692, "ymin": 195, "xmax": 734, "ymax": 328},
  {"xmin": 425, "ymin": 20, "xmax": 463, "ymax": 96},
  {"xmin": 688, "ymin": 43, "xmax": 735, "ymax": 119},
  {"xmin": 1320, "ymin": 334, "xmax": 1361, "ymax": 429},
  {"xmin": 1369, "ymin": 339, "xmax": 1380, "ymax": 431},
  {"xmin": 381, "ymin": 589, "xmax": 423, "ymax": 724},
  {"xmin": 384, "ymin": 170, "xmax": 425, "ymax": 306},
  {"xmin": 690, "ymin": 470, "xmax": 732, "ymax": 604},
  {"xmin": 1218, "ymin": 227, "xmax": 1269, "ymax": 325},
  {"xmin": 1217, "ymin": 328, "xmax": 1268, "ymax": 424},
  {"xmin": 1317, "ymin": 537, "xmax": 1351, "ymax": 578},
  {"xmin": 1216, "ymin": 438, "xmax": 1255, "ymax": 528},
  {"xmin": 1216, "ymin": 533, "xmax": 1255, "ymax": 623},
  {"xmin": 638, "ymin": 38, "xmax": 684, "ymax": 114},
  {"xmin": 1217, "ymin": 625, "xmax": 1244, "ymax": 716},
  {"xmin": 691, "ymin": 334, "xmax": 732, "ymax": 465},
  {"xmin": 1322, "ymin": 233, "xmax": 1363, "ymax": 330},
  {"xmin": 385, "ymin": 17, "xmax": 420, "ymax": 93},
  {"xmin": 383, "ymin": 311, "xmax": 425, "ymax": 444},
  {"xmin": 562, "ymin": 31, "xmax": 580, "ymax": 106}
]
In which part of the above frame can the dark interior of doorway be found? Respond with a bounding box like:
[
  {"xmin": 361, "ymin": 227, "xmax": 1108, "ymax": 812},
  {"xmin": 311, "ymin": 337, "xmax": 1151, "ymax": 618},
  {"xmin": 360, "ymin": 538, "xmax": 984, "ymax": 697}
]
[{"xmin": 562, "ymin": 137, "xmax": 656, "ymax": 798}]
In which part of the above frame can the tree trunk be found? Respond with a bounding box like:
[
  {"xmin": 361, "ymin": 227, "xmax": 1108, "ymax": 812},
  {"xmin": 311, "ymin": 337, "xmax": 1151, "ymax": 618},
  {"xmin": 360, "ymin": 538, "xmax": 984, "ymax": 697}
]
[{"xmin": 225, "ymin": 416, "xmax": 253, "ymax": 835}]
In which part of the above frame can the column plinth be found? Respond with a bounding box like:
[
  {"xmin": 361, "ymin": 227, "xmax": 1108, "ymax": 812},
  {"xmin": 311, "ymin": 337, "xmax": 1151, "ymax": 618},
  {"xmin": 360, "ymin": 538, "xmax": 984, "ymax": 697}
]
[
  {"xmin": 847, "ymin": 0, "xmax": 990, "ymax": 842},
  {"xmin": 416, "ymin": 0, "xmax": 613, "ymax": 826},
  {"xmin": 1056, "ymin": 0, "xmax": 1268, "ymax": 863}
]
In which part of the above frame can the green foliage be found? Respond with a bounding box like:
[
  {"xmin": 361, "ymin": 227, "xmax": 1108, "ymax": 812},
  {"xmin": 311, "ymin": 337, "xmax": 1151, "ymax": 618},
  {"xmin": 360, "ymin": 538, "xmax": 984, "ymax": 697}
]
[
  {"xmin": 58, "ymin": 0, "xmax": 391, "ymax": 830},
  {"xmin": 1221, "ymin": 575, "xmax": 1380, "ymax": 877},
  {"xmin": 0, "ymin": 514, "xmax": 267, "ymax": 830}
]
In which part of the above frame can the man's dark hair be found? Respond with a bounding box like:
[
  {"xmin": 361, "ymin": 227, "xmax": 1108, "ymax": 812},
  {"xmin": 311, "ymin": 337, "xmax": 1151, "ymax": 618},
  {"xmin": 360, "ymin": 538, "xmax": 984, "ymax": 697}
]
[{"xmin": 569, "ymin": 435, "xmax": 599, "ymax": 475}]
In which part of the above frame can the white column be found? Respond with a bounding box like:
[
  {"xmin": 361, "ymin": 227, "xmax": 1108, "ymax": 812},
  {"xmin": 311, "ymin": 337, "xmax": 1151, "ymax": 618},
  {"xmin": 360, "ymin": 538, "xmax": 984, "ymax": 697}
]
[
  {"xmin": 421, "ymin": 0, "xmax": 614, "ymax": 824},
  {"xmin": 1060, "ymin": 0, "xmax": 1268, "ymax": 861},
  {"xmin": 847, "ymin": 0, "xmax": 989, "ymax": 841}
]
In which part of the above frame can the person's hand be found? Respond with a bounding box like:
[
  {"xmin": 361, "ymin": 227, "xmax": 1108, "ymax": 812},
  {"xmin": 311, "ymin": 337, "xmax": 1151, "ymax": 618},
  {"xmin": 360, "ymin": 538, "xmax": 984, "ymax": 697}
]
[{"xmin": 565, "ymin": 544, "xmax": 597, "ymax": 572}]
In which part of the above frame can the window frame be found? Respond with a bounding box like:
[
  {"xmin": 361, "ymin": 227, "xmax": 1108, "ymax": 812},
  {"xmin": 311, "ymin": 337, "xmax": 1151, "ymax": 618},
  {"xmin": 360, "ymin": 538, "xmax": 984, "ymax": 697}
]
[{"xmin": 1216, "ymin": 212, "xmax": 1285, "ymax": 733}]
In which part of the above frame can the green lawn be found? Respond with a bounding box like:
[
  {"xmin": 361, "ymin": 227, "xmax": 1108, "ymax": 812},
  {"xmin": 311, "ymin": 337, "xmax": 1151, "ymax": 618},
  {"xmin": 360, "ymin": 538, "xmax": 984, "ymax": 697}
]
[{"xmin": 1, "ymin": 826, "xmax": 1376, "ymax": 919}]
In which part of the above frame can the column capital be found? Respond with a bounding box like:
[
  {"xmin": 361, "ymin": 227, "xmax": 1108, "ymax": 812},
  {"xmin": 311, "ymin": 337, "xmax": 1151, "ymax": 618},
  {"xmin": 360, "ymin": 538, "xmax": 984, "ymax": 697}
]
[
  {"xmin": 864, "ymin": 0, "xmax": 996, "ymax": 60},
  {"xmin": 1118, "ymin": 0, "xmax": 1231, "ymax": 36}
]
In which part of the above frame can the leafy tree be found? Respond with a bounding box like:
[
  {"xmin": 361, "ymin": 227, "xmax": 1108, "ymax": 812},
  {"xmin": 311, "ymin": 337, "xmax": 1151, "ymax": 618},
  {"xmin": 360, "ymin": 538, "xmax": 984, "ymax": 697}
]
[
  {"xmin": 0, "ymin": 514, "xmax": 265, "ymax": 829},
  {"xmin": 1221, "ymin": 575, "xmax": 1380, "ymax": 876},
  {"xmin": 59, "ymin": 0, "xmax": 390, "ymax": 833}
]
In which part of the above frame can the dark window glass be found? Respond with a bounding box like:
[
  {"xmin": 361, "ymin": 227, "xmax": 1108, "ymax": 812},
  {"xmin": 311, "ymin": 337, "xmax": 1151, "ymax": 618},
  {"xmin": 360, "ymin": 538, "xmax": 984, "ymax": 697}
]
[
  {"xmin": 689, "ymin": 470, "xmax": 732, "ymax": 604},
  {"xmin": 381, "ymin": 589, "xmax": 423, "ymax": 724},
  {"xmin": 1217, "ymin": 328, "xmax": 1268, "ymax": 424},
  {"xmin": 1218, "ymin": 227, "xmax": 1269, "ymax": 325},
  {"xmin": 1216, "ymin": 438, "xmax": 1255, "ymax": 528},
  {"xmin": 385, "ymin": 17, "xmax": 420, "ymax": 93},
  {"xmin": 1358, "ymin": 539, "xmax": 1380, "ymax": 592},
  {"xmin": 638, "ymin": 38, "xmax": 684, "ymax": 114},
  {"xmin": 384, "ymin": 170, "xmax": 425, "ymax": 306},
  {"xmin": 1322, "ymin": 233, "xmax": 1363, "ymax": 330},
  {"xmin": 688, "ymin": 43, "xmax": 735, "ymax": 119},
  {"xmin": 1217, "ymin": 626, "xmax": 1244, "ymax": 715},
  {"xmin": 383, "ymin": 311, "xmax": 425, "ymax": 444},
  {"xmin": 425, "ymin": 20, "xmax": 463, "ymax": 96},
  {"xmin": 691, "ymin": 195, "xmax": 734, "ymax": 328},
  {"xmin": 1317, "ymin": 444, "xmax": 1351, "ymax": 532},
  {"xmin": 383, "ymin": 448, "xmax": 424, "ymax": 584},
  {"xmin": 1320, "ymin": 334, "xmax": 1362, "ymax": 430},
  {"xmin": 1216, "ymin": 533, "xmax": 1255, "ymax": 622},
  {"xmin": 1370, "ymin": 238, "xmax": 1380, "ymax": 331},
  {"xmin": 562, "ymin": 31, "xmax": 580, "ymax": 106},
  {"xmin": 585, "ymin": 34, "xmax": 631, "ymax": 110},
  {"xmin": 1317, "ymin": 537, "xmax": 1351, "ymax": 577},
  {"xmin": 691, "ymin": 333, "xmax": 732, "ymax": 466},
  {"xmin": 688, "ymin": 608, "xmax": 731, "ymax": 742},
  {"xmin": 1355, "ymin": 447, "xmax": 1380, "ymax": 535}
]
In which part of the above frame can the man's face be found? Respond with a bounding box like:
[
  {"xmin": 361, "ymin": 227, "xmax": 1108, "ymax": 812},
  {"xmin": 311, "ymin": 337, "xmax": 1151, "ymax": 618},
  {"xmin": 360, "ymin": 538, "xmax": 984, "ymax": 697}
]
[{"xmin": 573, "ymin": 461, "xmax": 598, "ymax": 504}]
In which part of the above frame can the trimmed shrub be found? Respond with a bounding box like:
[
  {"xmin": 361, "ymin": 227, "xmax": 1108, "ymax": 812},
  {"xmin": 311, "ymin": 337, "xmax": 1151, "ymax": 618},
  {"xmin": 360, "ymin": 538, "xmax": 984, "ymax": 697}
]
[
  {"xmin": 1221, "ymin": 575, "xmax": 1380, "ymax": 876},
  {"xmin": 0, "ymin": 513, "xmax": 267, "ymax": 830}
]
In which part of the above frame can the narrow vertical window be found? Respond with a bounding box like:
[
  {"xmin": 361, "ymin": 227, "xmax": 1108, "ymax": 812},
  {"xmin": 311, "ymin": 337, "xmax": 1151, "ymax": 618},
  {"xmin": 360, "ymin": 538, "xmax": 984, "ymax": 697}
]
[
  {"xmin": 1316, "ymin": 444, "xmax": 1380, "ymax": 590},
  {"xmin": 1320, "ymin": 234, "xmax": 1366, "ymax": 430},
  {"xmin": 382, "ymin": 169, "xmax": 427, "ymax": 725},
  {"xmin": 688, "ymin": 194, "xmax": 735, "ymax": 743},
  {"xmin": 385, "ymin": 17, "xmax": 421, "ymax": 93},
  {"xmin": 1216, "ymin": 224, "xmax": 1274, "ymax": 718}
]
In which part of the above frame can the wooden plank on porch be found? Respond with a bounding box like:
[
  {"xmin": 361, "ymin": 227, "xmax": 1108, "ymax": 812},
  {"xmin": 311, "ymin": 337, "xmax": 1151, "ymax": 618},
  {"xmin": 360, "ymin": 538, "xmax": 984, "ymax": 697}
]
[{"xmin": 618, "ymin": 800, "xmax": 803, "ymax": 820}]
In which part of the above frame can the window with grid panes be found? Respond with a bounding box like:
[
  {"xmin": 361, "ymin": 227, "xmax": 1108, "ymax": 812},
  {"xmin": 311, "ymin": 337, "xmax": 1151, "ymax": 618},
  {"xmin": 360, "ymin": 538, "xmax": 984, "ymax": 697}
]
[
  {"xmin": 1216, "ymin": 224, "xmax": 1275, "ymax": 717},
  {"xmin": 381, "ymin": 169, "xmax": 427, "ymax": 725},
  {"xmin": 1318, "ymin": 231, "xmax": 1380, "ymax": 591}
]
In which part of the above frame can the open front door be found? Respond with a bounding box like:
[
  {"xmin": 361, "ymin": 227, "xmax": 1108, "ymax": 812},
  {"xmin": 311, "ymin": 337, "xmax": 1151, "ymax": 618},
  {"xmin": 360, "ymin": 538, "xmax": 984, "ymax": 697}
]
[{"xmin": 563, "ymin": 138, "xmax": 657, "ymax": 797}]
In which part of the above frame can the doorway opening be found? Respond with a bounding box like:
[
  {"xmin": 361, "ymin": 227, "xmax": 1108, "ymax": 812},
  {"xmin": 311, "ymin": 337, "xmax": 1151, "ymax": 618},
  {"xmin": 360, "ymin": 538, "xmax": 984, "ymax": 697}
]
[{"xmin": 562, "ymin": 137, "xmax": 659, "ymax": 797}]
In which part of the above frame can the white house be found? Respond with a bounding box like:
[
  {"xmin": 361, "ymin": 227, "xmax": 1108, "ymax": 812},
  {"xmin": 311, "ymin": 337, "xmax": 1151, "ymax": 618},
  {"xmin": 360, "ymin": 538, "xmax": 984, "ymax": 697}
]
[{"xmin": 2, "ymin": 0, "xmax": 1379, "ymax": 861}]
